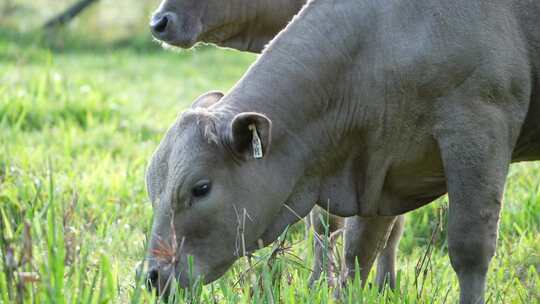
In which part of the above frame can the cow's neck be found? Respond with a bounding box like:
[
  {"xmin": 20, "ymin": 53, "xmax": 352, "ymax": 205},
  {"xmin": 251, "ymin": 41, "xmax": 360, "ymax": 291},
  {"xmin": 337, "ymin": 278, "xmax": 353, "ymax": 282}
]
[
  {"xmin": 217, "ymin": 0, "xmax": 376, "ymax": 215},
  {"xmin": 218, "ymin": 0, "xmax": 306, "ymax": 53}
]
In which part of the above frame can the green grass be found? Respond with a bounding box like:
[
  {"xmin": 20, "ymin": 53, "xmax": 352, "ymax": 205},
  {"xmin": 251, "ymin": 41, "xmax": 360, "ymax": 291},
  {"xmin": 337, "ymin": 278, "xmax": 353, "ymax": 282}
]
[{"xmin": 0, "ymin": 32, "xmax": 539, "ymax": 304}]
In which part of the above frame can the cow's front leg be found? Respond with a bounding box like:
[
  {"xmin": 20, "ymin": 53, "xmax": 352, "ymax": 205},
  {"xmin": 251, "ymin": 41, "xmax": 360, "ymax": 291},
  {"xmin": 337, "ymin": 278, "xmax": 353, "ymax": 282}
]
[
  {"xmin": 436, "ymin": 108, "xmax": 517, "ymax": 304},
  {"xmin": 343, "ymin": 215, "xmax": 398, "ymax": 287}
]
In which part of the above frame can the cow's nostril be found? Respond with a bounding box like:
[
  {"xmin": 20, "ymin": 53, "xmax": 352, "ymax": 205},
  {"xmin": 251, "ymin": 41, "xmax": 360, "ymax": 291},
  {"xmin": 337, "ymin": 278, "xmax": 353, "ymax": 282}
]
[
  {"xmin": 151, "ymin": 15, "xmax": 169, "ymax": 34},
  {"xmin": 146, "ymin": 268, "xmax": 159, "ymax": 290}
]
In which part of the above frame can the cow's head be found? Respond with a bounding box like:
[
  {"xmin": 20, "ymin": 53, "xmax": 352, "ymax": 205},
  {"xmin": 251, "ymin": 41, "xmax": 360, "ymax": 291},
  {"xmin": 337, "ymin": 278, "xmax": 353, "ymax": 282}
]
[
  {"xmin": 149, "ymin": 0, "xmax": 305, "ymax": 52},
  {"xmin": 144, "ymin": 92, "xmax": 313, "ymax": 296}
]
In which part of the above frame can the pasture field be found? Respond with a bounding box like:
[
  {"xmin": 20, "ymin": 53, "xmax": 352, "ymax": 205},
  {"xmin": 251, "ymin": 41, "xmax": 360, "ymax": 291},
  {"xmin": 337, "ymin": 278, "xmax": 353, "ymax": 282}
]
[{"xmin": 0, "ymin": 32, "xmax": 539, "ymax": 304}]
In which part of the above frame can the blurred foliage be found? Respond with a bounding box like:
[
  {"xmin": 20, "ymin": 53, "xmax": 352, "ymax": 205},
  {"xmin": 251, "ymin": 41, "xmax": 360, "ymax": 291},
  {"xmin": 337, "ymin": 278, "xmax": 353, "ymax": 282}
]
[{"xmin": 0, "ymin": 0, "xmax": 159, "ymax": 49}]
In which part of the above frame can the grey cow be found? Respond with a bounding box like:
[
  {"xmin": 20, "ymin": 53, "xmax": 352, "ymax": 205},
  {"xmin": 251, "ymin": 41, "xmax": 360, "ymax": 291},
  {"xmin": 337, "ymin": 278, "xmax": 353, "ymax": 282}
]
[
  {"xmin": 149, "ymin": 0, "xmax": 405, "ymax": 288},
  {"xmin": 145, "ymin": 0, "xmax": 540, "ymax": 303},
  {"xmin": 150, "ymin": 0, "xmax": 404, "ymax": 287}
]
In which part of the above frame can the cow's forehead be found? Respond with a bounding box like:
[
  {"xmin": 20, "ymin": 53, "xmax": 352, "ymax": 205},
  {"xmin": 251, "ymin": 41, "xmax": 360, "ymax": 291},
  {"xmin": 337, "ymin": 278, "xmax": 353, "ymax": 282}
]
[
  {"xmin": 167, "ymin": 115, "xmax": 222, "ymax": 170},
  {"xmin": 166, "ymin": 122, "xmax": 208, "ymax": 163},
  {"xmin": 148, "ymin": 110, "xmax": 223, "ymax": 190},
  {"xmin": 147, "ymin": 119, "xmax": 219, "ymax": 202}
]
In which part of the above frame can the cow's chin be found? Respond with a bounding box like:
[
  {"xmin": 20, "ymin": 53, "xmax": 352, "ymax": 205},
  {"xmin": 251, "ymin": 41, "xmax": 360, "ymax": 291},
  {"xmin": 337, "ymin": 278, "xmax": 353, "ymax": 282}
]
[
  {"xmin": 158, "ymin": 35, "xmax": 199, "ymax": 50},
  {"xmin": 202, "ymin": 260, "xmax": 235, "ymax": 284},
  {"xmin": 239, "ymin": 224, "xmax": 283, "ymax": 255},
  {"xmin": 246, "ymin": 213, "xmax": 301, "ymax": 254},
  {"xmin": 261, "ymin": 202, "xmax": 312, "ymax": 247}
]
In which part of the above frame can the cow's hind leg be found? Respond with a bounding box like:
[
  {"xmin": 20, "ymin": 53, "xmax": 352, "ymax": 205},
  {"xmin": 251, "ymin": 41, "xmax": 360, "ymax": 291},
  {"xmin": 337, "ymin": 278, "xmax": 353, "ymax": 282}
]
[
  {"xmin": 342, "ymin": 215, "xmax": 398, "ymax": 288},
  {"xmin": 375, "ymin": 214, "xmax": 405, "ymax": 289},
  {"xmin": 436, "ymin": 100, "xmax": 520, "ymax": 304}
]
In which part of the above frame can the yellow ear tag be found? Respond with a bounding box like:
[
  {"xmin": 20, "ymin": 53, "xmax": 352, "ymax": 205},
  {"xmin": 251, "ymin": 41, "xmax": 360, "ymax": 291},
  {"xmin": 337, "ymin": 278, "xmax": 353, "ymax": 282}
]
[{"xmin": 248, "ymin": 124, "xmax": 263, "ymax": 159}]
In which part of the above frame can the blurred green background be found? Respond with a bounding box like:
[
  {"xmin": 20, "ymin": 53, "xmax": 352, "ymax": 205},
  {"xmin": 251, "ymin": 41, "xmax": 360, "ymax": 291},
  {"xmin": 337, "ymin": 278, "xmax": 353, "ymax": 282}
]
[
  {"xmin": 0, "ymin": 1, "xmax": 539, "ymax": 303},
  {"xmin": 1, "ymin": 0, "xmax": 154, "ymax": 43}
]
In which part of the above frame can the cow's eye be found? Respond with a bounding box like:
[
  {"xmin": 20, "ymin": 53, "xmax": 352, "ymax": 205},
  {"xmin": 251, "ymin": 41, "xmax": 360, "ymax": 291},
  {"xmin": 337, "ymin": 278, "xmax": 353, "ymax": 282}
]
[{"xmin": 191, "ymin": 180, "xmax": 211, "ymax": 198}]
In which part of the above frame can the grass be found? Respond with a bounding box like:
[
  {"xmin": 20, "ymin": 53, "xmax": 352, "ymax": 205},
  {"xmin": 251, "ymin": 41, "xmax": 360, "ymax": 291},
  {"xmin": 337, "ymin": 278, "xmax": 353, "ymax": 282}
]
[{"xmin": 0, "ymin": 32, "xmax": 539, "ymax": 304}]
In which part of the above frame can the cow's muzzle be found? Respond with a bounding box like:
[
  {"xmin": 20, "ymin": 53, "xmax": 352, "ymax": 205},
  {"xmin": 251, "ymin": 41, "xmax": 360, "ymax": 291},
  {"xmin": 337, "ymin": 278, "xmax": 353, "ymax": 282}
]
[
  {"xmin": 145, "ymin": 263, "xmax": 178, "ymax": 300},
  {"xmin": 150, "ymin": 11, "xmax": 202, "ymax": 48}
]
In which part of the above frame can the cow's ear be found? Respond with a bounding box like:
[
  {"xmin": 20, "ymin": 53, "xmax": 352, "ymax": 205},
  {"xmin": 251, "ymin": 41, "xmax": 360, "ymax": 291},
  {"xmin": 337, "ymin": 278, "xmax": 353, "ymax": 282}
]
[
  {"xmin": 229, "ymin": 112, "xmax": 272, "ymax": 160},
  {"xmin": 191, "ymin": 91, "xmax": 224, "ymax": 109}
]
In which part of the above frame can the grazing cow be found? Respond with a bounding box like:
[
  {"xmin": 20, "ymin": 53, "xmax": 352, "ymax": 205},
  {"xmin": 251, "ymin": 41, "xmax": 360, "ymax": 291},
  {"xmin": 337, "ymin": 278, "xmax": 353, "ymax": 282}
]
[
  {"xmin": 149, "ymin": 0, "xmax": 405, "ymax": 287},
  {"xmin": 145, "ymin": 0, "xmax": 540, "ymax": 303}
]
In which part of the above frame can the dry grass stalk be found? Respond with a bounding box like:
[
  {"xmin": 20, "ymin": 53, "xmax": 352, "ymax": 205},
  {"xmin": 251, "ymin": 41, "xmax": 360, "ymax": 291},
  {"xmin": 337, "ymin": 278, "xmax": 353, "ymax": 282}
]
[
  {"xmin": 18, "ymin": 272, "xmax": 40, "ymax": 284},
  {"xmin": 148, "ymin": 208, "xmax": 187, "ymax": 301},
  {"xmin": 415, "ymin": 204, "xmax": 448, "ymax": 300}
]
